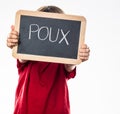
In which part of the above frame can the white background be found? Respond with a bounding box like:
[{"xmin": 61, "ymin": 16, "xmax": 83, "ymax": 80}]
[{"xmin": 0, "ymin": 0, "xmax": 120, "ymax": 114}]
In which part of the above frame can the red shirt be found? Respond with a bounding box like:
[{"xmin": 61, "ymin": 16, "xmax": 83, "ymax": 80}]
[{"xmin": 14, "ymin": 60, "xmax": 76, "ymax": 114}]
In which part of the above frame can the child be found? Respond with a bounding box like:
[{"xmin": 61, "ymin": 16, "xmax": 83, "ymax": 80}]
[{"xmin": 7, "ymin": 6, "xmax": 90, "ymax": 114}]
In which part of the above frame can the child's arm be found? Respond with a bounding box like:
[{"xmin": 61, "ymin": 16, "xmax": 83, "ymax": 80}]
[
  {"xmin": 64, "ymin": 44, "xmax": 90, "ymax": 72},
  {"xmin": 64, "ymin": 64, "xmax": 76, "ymax": 72}
]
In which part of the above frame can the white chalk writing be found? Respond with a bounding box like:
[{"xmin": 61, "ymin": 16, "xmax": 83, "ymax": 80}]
[{"xmin": 28, "ymin": 24, "xmax": 70, "ymax": 45}]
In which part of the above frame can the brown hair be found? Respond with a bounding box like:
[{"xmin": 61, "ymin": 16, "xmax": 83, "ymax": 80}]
[{"xmin": 37, "ymin": 5, "xmax": 64, "ymax": 14}]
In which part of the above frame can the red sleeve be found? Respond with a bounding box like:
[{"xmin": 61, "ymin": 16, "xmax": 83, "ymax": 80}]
[
  {"xmin": 65, "ymin": 67, "xmax": 76, "ymax": 80},
  {"xmin": 17, "ymin": 59, "xmax": 30, "ymax": 75}
]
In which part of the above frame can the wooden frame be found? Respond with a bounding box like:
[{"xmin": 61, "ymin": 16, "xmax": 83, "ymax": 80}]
[{"xmin": 12, "ymin": 10, "xmax": 86, "ymax": 64}]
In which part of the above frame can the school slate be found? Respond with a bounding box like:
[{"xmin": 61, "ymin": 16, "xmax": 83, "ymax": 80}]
[{"xmin": 12, "ymin": 10, "xmax": 86, "ymax": 64}]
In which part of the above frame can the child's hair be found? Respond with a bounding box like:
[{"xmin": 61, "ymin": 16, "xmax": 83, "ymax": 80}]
[{"xmin": 37, "ymin": 5, "xmax": 64, "ymax": 14}]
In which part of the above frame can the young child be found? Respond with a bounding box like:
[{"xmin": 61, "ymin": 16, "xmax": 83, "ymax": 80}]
[{"xmin": 7, "ymin": 6, "xmax": 90, "ymax": 114}]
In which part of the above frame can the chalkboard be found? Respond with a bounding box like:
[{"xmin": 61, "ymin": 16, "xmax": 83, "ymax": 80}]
[{"xmin": 12, "ymin": 10, "xmax": 86, "ymax": 64}]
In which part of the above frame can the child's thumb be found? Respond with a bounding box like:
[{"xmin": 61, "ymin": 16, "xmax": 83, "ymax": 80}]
[{"xmin": 11, "ymin": 25, "xmax": 15, "ymax": 31}]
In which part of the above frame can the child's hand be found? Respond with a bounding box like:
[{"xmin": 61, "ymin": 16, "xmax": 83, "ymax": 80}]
[
  {"xmin": 64, "ymin": 44, "xmax": 90, "ymax": 72},
  {"xmin": 79, "ymin": 44, "xmax": 90, "ymax": 62},
  {"xmin": 7, "ymin": 25, "xmax": 19, "ymax": 49}
]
